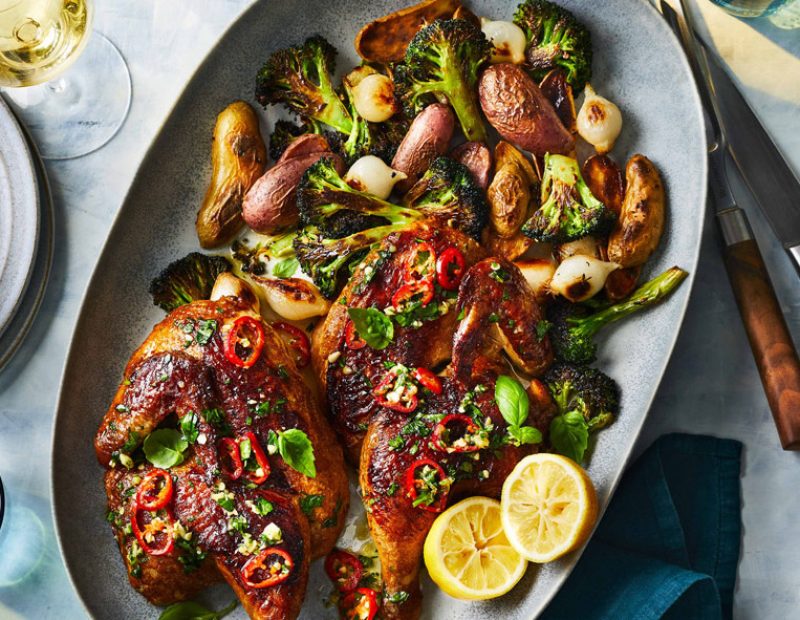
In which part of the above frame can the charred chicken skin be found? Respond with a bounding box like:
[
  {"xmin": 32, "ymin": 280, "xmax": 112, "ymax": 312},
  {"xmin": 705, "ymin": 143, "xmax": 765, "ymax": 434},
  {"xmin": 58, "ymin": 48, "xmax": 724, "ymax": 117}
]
[
  {"xmin": 96, "ymin": 277, "xmax": 348, "ymax": 619},
  {"xmin": 313, "ymin": 222, "xmax": 555, "ymax": 618}
]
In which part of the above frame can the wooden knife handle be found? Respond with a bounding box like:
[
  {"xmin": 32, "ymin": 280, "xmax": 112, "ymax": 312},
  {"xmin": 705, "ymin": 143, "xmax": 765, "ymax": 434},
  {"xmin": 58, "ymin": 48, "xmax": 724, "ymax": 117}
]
[{"xmin": 720, "ymin": 210, "xmax": 800, "ymax": 449}]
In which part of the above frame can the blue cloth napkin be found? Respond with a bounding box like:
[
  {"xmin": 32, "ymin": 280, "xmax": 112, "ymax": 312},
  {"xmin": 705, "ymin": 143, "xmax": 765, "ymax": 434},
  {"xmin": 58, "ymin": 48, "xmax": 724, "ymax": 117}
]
[{"xmin": 542, "ymin": 433, "xmax": 742, "ymax": 620}]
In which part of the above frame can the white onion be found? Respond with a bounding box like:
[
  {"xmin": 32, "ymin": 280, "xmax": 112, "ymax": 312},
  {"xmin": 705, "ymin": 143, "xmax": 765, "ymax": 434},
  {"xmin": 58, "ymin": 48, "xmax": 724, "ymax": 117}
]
[
  {"xmin": 255, "ymin": 276, "xmax": 330, "ymax": 321},
  {"xmin": 210, "ymin": 273, "xmax": 260, "ymax": 312},
  {"xmin": 550, "ymin": 255, "xmax": 620, "ymax": 302},
  {"xmin": 514, "ymin": 258, "xmax": 557, "ymax": 299},
  {"xmin": 351, "ymin": 73, "xmax": 398, "ymax": 123},
  {"xmin": 345, "ymin": 155, "xmax": 407, "ymax": 199},
  {"xmin": 576, "ymin": 84, "xmax": 623, "ymax": 154},
  {"xmin": 481, "ymin": 20, "xmax": 527, "ymax": 65},
  {"xmin": 556, "ymin": 236, "xmax": 600, "ymax": 261}
]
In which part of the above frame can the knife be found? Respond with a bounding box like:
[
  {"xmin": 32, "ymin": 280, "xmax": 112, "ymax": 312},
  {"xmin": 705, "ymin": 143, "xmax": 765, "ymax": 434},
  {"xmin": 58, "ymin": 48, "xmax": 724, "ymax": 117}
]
[
  {"xmin": 679, "ymin": 1, "xmax": 800, "ymax": 275},
  {"xmin": 661, "ymin": 0, "xmax": 800, "ymax": 450}
]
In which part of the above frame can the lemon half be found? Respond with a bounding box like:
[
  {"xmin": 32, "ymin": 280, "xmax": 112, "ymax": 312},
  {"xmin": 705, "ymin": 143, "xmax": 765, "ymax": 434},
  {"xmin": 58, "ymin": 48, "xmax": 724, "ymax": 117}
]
[
  {"xmin": 501, "ymin": 453, "xmax": 598, "ymax": 563},
  {"xmin": 423, "ymin": 496, "xmax": 527, "ymax": 600}
]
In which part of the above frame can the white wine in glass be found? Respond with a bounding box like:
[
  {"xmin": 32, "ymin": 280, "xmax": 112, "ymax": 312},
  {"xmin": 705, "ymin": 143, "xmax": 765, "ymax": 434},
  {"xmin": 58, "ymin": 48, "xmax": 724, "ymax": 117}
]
[
  {"xmin": 0, "ymin": 0, "xmax": 91, "ymax": 87},
  {"xmin": 0, "ymin": 0, "xmax": 131, "ymax": 159}
]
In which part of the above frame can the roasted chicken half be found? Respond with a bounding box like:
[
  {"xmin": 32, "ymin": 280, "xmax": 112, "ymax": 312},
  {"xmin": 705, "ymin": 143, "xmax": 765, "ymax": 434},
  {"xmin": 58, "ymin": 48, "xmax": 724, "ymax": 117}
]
[
  {"xmin": 95, "ymin": 275, "xmax": 348, "ymax": 619},
  {"xmin": 313, "ymin": 222, "xmax": 555, "ymax": 618}
]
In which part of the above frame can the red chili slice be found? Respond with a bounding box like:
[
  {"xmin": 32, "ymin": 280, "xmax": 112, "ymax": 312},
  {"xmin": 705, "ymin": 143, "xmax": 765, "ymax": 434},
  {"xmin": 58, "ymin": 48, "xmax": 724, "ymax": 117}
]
[
  {"xmin": 391, "ymin": 279, "xmax": 434, "ymax": 311},
  {"xmin": 344, "ymin": 320, "xmax": 367, "ymax": 350},
  {"xmin": 401, "ymin": 241, "xmax": 436, "ymax": 283},
  {"xmin": 131, "ymin": 507, "xmax": 174, "ymax": 556},
  {"xmin": 372, "ymin": 366, "xmax": 418, "ymax": 414},
  {"xmin": 225, "ymin": 316, "xmax": 266, "ymax": 368},
  {"xmin": 241, "ymin": 431, "xmax": 271, "ymax": 485},
  {"xmin": 219, "ymin": 437, "xmax": 243, "ymax": 481},
  {"xmin": 412, "ymin": 367, "xmax": 442, "ymax": 395},
  {"xmin": 135, "ymin": 469, "xmax": 173, "ymax": 511},
  {"xmin": 241, "ymin": 547, "xmax": 293, "ymax": 589},
  {"xmin": 324, "ymin": 549, "xmax": 364, "ymax": 593},
  {"xmin": 272, "ymin": 321, "xmax": 311, "ymax": 369},
  {"xmin": 404, "ymin": 458, "xmax": 448, "ymax": 513},
  {"xmin": 340, "ymin": 587, "xmax": 379, "ymax": 620},
  {"xmin": 432, "ymin": 414, "xmax": 482, "ymax": 453},
  {"xmin": 436, "ymin": 247, "xmax": 466, "ymax": 290}
]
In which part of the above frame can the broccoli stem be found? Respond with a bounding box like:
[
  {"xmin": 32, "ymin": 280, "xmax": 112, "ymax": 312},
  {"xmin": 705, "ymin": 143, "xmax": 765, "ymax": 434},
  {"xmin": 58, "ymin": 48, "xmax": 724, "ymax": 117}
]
[
  {"xmin": 269, "ymin": 232, "xmax": 297, "ymax": 257},
  {"xmin": 443, "ymin": 72, "xmax": 487, "ymax": 143},
  {"xmin": 567, "ymin": 266, "xmax": 688, "ymax": 337}
]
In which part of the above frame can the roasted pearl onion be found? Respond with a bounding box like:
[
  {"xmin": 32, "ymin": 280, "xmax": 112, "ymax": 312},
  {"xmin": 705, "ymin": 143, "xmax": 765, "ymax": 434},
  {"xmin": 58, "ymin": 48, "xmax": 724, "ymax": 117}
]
[
  {"xmin": 481, "ymin": 19, "xmax": 527, "ymax": 65},
  {"xmin": 550, "ymin": 255, "xmax": 620, "ymax": 302},
  {"xmin": 345, "ymin": 156, "xmax": 407, "ymax": 199},
  {"xmin": 576, "ymin": 84, "xmax": 623, "ymax": 154}
]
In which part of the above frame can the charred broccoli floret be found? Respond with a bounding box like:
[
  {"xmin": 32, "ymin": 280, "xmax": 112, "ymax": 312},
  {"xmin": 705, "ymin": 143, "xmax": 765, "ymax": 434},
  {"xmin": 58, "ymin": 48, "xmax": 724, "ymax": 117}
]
[
  {"xmin": 294, "ymin": 157, "xmax": 488, "ymax": 296},
  {"xmin": 547, "ymin": 267, "xmax": 689, "ymax": 364},
  {"xmin": 402, "ymin": 157, "xmax": 489, "ymax": 240},
  {"xmin": 293, "ymin": 224, "xmax": 402, "ymax": 298},
  {"xmin": 513, "ymin": 0, "xmax": 592, "ymax": 90},
  {"xmin": 393, "ymin": 19, "xmax": 490, "ymax": 142},
  {"xmin": 149, "ymin": 252, "xmax": 232, "ymax": 312},
  {"xmin": 256, "ymin": 37, "xmax": 405, "ymax": 164},
  {"xmin": 255, "ymin": 35, "xmax": 352, "ymax": 134},
  {"xmin": 522, "ymin": 153, "xmax": 613, "ymax": 243},
  {"xmin": 544, "ymin": 361, "xmax": 619, "ymax": 462}
]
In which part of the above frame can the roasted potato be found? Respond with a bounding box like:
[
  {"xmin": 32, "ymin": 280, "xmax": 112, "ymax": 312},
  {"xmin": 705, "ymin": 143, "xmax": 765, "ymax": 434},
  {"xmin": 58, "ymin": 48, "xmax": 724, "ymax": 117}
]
[
  {"xmin": 607, "ymin": 154, "xmax": 665, "ymax": 267},
  {"xmin": 196, "ymin": 101, "xmax": 267, "ymax": 248},
  {"xmin": 478, "ymin": 63, "xmax": 574, "ymax": 156},
  {"xmin": 355, "ymin": 0, "xmax": 460, "ymax": 63},
  {"xmin": 243, "ymin": 150, "xmax": 345, "ymax": 234},
  {"xmin": 449, "ymin": 141, "xmax": 492, "ymax": 190},
  {"xmin": 604, "ymin": 266, "xmax": 642, "ymax": 300},
  {"xmin": 539, "ymin": 69, "xmax": 577, "ymax": 133},
  {"xmin": 487, "ymin": 141, "xmax": 538, "ymax": 238},
  {"xmin": 391, "ymin": 103, "xmax": 455, "ymax": 193},
  {"xmin": 582, "ymin": 154, "xmax": 626, "ymax": 215}
]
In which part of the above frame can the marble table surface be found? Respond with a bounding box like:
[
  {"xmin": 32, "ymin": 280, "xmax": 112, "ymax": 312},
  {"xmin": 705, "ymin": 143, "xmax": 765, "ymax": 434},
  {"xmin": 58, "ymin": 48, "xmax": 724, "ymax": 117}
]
[{"xmin": 0, "ymin": 1, "xmax": 798, "ymax": 618}]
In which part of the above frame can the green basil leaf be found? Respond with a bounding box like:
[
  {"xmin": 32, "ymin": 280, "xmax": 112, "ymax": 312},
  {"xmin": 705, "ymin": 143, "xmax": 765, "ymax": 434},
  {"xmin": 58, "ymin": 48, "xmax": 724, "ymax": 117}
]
[
  {"xmin": 495, "ymin": 375, "xmax": 529, "ymax": 428},
  {"xmin": 508, "ymin": 425, "xmax": 542, "ymax": 446},
  {"xmin": 277, "ymin": 429, "xmax": 316, "ymax": 478},
  {"xmin": 347, "ymin": 307, "xmax": 394, "ymax": 350},
  {"xmin": 272, "ymin": 257, "xmax": 300, "ymax": 279},
  {"xmin": 179, "ymin": 412, "xmax": 199, "ymax": 444},
  {"xmin": 158, "ymin": 600, "xmax": 237, "ymax": 620},
  {"xmin": 143, "ymin": 429, "xmax": 189, "ymax": 469},
  {"xmin": 549, "ymin": 411, "xmax": 589, "ymax": 463}
]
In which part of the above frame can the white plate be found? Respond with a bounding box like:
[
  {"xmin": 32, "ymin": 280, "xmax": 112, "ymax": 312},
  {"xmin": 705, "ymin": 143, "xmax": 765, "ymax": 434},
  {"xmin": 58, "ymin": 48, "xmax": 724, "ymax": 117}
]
[{"xmin": 0, "ymin": 95, "xmax": 39, "ymax": 339}]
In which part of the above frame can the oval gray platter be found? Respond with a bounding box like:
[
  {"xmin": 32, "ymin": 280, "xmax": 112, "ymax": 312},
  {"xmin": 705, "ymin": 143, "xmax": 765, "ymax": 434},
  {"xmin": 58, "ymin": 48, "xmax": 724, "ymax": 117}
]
[{"xmin": 52, "ymin": 1, "xmax": 707, "ymax": 618}]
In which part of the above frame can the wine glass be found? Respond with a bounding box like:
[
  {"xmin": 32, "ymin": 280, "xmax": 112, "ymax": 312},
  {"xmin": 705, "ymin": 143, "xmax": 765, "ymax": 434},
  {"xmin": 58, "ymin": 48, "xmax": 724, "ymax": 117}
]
[{"xmin": 0, "ymin": 0, "xmax": 131, "ymax": 159}]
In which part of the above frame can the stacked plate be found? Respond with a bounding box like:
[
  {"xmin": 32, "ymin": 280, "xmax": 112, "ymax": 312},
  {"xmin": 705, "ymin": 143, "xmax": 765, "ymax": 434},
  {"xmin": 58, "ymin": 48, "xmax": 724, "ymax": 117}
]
[{"xmin": 0, "ymin": 95, "xmax": 54, "ymax": 374}]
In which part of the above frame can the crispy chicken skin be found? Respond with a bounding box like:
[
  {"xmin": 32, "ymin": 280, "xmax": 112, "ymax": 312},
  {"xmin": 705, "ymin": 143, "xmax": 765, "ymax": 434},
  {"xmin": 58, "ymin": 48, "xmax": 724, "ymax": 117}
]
[
  {"xmin": 96, "ymin": 285, "xmax": 347, "ymax": 618},
  {"xmin": 313, "ymin": 223, "xmax": 555, "ymax": 618}
]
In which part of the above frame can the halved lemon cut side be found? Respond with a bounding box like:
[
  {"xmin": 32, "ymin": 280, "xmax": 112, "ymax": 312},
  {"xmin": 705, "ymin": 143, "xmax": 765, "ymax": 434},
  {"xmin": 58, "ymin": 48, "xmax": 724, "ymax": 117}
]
[
  {"xmin": 501, "ymin": 453, "xmax": 598, "ymax": 563},
  {"xmin": 423, "ymin": 496, "xmax": 527, "ymax": 600}
]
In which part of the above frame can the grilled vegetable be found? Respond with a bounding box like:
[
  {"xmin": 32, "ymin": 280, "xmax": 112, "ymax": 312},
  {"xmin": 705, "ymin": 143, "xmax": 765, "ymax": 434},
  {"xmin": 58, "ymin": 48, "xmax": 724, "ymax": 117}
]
[
  {"xmin": 478, "ymin": 63, "xmax": 574, "ymax": 156},
  {"xmin": 196, "ymin": 101, "xmax": 266, "ymax": 248},
  {"xmin": 513, "ymin": 0, "xmax": 593, "ymax": 91},
  {"xmin": 393, "ymin": 19, "xmax": 491, "ymax": 142},
  {"xmin": 149, "ymin": 252, "xmax": 232, "ymax": 312}
]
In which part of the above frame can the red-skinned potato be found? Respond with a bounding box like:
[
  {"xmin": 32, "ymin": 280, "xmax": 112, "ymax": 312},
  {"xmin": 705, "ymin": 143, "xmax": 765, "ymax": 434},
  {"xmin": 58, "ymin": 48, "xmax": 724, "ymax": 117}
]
[
  {"xmin": 279, "ymin": 133, "xmax": 330, "ymax": 163},
  {"xmin": 479, "ymin": 63, "xmax": 574, "ymax": 156},
  {"xmin": 539, "ymin": 69, "xmax": 577, "ymax": 133},
  {"xmin": 391, "ymin": 103, "xmax": 455, "ymax": 193},
  {"xmin": 449, "ymin": 141, "xmax": 492, "ymax": 190},
  {"xmin": 196, "ymin": 101, "xmax": 267, "ymax": 248},
  {"xmin": 243, "ymin": 151, "xmax": 345, "ymax": 234}
]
